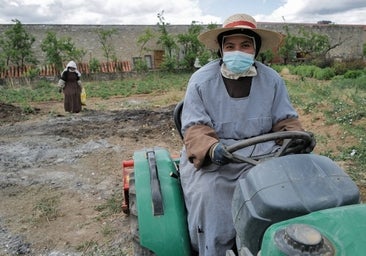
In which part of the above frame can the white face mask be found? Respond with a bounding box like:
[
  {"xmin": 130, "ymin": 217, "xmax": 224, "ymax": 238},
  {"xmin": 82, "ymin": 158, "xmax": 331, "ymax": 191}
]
[{"xmin": 222, "ymin": 51, "xmax": 255, "ymax": 74}]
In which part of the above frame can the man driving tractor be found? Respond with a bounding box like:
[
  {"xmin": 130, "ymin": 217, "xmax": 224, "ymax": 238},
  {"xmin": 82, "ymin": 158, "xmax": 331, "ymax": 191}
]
[{"xmin": 178, "ymin": 13, "xmax": 316, "ymax": 255}]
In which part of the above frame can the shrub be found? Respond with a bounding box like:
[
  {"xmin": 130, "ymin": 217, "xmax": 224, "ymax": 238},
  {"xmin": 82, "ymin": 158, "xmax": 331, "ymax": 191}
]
[
  {"xmin": 332, "ymin": 59, "xmax": 365, "ymax": 75},
  {"xmin": 89, "ymin": 58, "xmax": 100, "ymax": 73},
  {"xmin": 291, "ymin": 65, "xmax": 318, "ymax": 78},
  {"xmin": 313, "ymin": 67, "xmax": 336, "ymax": 80},
  {"xmin": 133, "ymin": 59, "xmax": 149, "ymax": 73},
  {"xmin": 271, "ymin": 64, "xmax": 287, "ymax": 73},
  {"xmin": 343, "ymin": 70, "xmax": 364, "ymax": 79}
]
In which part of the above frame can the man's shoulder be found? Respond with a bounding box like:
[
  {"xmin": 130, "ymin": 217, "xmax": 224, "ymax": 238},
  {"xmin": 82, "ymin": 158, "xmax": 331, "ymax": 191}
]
[
  {"xmin": 255, "ymin": 61, "xmax": 281, "ymax": 78},
  {"xmin": 190, "ymin": 59, "xmax": 220, "ymax": 81}
]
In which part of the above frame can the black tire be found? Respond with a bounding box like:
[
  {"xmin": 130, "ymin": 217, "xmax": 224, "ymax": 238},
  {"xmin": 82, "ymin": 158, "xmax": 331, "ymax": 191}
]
[{"xmin": 129, "ymin": 171, "xmax": 156, "ymax": 256}]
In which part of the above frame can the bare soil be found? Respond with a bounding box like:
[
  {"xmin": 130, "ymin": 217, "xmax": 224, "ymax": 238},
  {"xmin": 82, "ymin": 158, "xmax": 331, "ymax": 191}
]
[
  {"xmin": 0, "ymin": 93, "xmax": 365, "ymax": 256},
  {"xmin": 0, "ymin": 96, "xmax": 183, "ymax": 256}
]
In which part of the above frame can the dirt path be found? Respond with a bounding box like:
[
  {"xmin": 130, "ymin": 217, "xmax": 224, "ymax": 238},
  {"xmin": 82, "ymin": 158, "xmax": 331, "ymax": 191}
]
[{"xmin": 0, "ymin": 95, "xmax": 365, "ymax": 255}]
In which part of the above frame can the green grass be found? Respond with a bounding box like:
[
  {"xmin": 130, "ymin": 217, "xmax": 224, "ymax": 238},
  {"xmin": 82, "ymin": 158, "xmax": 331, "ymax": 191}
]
[
  {"xmin": 94, "ymin": 191, "xmax": 123, "ymax": 218},
  {"xmin": 33, "ymin": 195, "xmax": 61, "ymax": 222},
  {"xmin": 76, "ymin": 240, "xmax": 128, "ymax": 256},
  {"xmin": 285, "ymin": 74, "xmax": 366, "ymax": 183},
  {"xmin": 83, "ymin": 71, "xmax": 190, "ymax": 99},
  {"xmin": 0, "ymin": 71, "xmax": 190, "ymax": 112}
]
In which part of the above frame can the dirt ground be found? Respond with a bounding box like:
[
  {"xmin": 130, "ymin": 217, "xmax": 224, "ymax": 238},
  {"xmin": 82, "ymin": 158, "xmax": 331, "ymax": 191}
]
[
  {"xmin": 0, "ymin": 96, "xmax": 183, "ymax": 256},
  {"xmin": 0, "ymin": 93, "xmax": 365, "ymax": 256}
]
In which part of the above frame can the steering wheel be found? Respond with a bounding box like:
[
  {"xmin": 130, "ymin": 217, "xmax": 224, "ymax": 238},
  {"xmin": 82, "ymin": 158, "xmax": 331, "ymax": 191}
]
[{"xmin": 225, "ymin": 131, "xmax": 313, "ymax": 166}]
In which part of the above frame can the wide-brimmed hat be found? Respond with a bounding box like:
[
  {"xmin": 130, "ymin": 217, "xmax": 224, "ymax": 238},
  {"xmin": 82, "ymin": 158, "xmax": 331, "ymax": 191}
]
[{"xmin": 198, "ymin": 13, "xmax": 282, "ymax": 53}]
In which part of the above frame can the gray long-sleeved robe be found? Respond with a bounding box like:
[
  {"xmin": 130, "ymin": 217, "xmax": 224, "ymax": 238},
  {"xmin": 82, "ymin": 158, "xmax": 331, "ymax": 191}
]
[{"xmin": 179, "ymin": 59, "xmax": 301, "ymax": 256}]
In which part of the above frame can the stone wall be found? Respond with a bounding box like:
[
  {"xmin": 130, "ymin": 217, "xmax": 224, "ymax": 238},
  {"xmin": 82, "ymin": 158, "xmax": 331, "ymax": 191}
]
[
  {"xmin": 0, "ymin": 22, "xmax": 365, "ymax": 69},
  {"xmin": 260, "ymin": 22, "xmax": 365, "ymax": 60}
]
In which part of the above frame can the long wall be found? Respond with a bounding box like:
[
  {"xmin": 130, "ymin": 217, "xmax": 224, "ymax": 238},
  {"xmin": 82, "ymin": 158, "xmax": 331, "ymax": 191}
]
[
  {"xmin": 260, "ymin": 22, "xmax": 365, "ymax": 61},
  {"xmin": 0, "ymin": 22, "xmax": 365, "ymax": 69}
]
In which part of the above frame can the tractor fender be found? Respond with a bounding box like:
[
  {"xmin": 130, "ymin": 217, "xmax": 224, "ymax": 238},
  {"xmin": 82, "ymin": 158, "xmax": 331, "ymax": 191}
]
[{"xmin": 133, "ymin": 147, "xmax": 191, "ymax": 256}]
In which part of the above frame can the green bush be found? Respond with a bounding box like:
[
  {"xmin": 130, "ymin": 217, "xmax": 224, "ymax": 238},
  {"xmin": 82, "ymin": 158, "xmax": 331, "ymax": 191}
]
[
  {"xmin": 343, "ymin": 70, "xmax": 364, "ymax": 79},
  {"xmin": 160, "ymin": 56, "xmax": 177, "ymax": 72},
  {"xmin": 332, "ymin": 59, "xmax": 365, "ymax": 75},
  {"xmin": 89, "ymin": 58, "xmax": 100, "ymax": 73},
  {"xmin": 271, "ymin": 64, "xmax": 287, "ymax": 73},
  {"xmin": 313, "ymin": 67, "xmax": 336, "ymax": 80},
  {"xmin": 133, "ymin": 59, "xmax": 149, "ymax": 73},
  {"xmin": 289, "ymin": 65, "xmax": 337, "ymax": 80},
  {"xmin": 291, "ymin": 65, "xmax": 318, "ymax": 78}
]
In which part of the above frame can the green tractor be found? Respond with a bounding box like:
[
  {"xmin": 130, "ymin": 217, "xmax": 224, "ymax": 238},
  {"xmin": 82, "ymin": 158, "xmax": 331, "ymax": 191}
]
[{"xmin": 122, "ymin": 102, "xmax": 366, "ymax": 256}]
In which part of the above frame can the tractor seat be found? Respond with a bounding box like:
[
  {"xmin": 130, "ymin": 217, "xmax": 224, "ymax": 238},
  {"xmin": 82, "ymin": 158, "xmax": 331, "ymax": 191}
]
[{"xmin": 173, "ymin": 100, "xmax": 184, "ymax": 140}]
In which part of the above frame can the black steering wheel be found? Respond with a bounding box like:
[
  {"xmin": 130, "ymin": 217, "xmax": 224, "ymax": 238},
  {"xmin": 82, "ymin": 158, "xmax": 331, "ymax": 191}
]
[{"xmin": 225, "ymin": 131, "xmax": 313, "ymax": 166}]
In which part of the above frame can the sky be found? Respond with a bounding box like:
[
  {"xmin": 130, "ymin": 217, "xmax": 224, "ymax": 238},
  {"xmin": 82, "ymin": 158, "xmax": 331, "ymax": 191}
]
[{"xmin": 1, "ymin": 0, "xmax": 366, "ymax": 25}]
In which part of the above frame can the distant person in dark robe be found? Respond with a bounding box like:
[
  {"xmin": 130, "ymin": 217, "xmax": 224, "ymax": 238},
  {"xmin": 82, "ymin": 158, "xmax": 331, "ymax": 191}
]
[{"xmin": 58, "ymin": 61, "xmax": 82, "ymax": 113}]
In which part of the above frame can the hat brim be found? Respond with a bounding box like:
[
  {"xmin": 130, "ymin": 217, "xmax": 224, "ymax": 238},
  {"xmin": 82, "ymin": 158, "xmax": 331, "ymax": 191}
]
[{"xmin": 198, "ymin": 27, "xmax": 283, "ymax": 53}]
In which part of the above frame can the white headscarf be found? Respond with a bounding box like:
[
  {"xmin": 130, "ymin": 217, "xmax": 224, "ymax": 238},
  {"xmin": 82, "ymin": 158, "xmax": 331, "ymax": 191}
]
[{"xmin": 62, "ymin": 61, "xmax": 81, "ymax": 77}]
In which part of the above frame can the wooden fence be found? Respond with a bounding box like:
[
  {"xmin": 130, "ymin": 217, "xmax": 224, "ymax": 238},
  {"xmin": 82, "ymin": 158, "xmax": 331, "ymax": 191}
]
[{"xmin": 0, "ymin": 60, "xmax": 132, "ymax": 79}]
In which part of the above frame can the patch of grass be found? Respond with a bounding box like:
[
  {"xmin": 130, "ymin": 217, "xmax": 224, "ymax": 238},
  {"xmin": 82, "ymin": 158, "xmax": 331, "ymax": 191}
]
[
  {"xmin": 76, "ymin": 240, "xmax": 98, "ymax": 252},
  {"xmin": 285, "ymin": 77, "xmax": 330, "ymax": 114},
  {"xmin": 77, "ymin": 240, "xmax": 129, "ymax": 256},
  {"xmin": 95, "ymin": 192, "xmax": 123, "ymax": 219},
  {"xmin": 20, "ymin": 103, "xmax": 37, "ymax": 114},
  {"xmin": 285, "ymin": 74, "xmax": 366, "ymax": 183},
  {"xmin": 83, "ymin": 71, "xmax": 190, "ymax": 100},
  {"xmin": 101, "ymin": 223, "xmax": 115, "ymax": 236},
  {"xmin": 0, "ymin": 71, "xmax": 191, "ymax": 104},
  {"xmin": 33, "ymin": 195, "xmax": 61, "ymax": 222}
]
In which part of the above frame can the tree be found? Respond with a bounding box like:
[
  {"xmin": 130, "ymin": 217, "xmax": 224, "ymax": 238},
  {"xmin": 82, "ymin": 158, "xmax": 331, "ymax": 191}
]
[
  {"xmin": 135, "ymin": 28, "xmax": 155, "ymax": 72},
  {"xmin": 155, "ymin": 12, "xmax": 219, "ymax": 71},
  {"xmin": 96, "ymin": 28, "xmax": 117, "ymax": 62},
  {"xmin": 279, "ymin": 25, "xmax": 339, "ymax": 65},
  {"xmin": 156, "ymin": 11, "xmax": 177, "ymax": 58},
  {"xmin": 137, "ymin": 28, "xmax": 155, "ymax": 57},
  {"xmin": 41, "ymin": 31, "xmax": 86, "ymax": 71},
  {"xmin": 156, "ymin": 11, "xmax": 178, "ymax": 71},
  {"xmin": 292, "ymin": 28, "xmax": 330, "ymax": 61},
  {"xmin": 278, "ymin": 26, "xmax": 296, "ymax": 64},
  {"xmin": 196, "ymin": 23, "xmax": 220, "ymax": 67},
  {"xmin": 0, "ymin": 19, "xmax": 37, "ymax": 68},
  {"xmin": 177, "ymin": 21, "xmax": 205, "ymax": 70},
  {"xmin": 259, "ymin": 49, "xmax": 274, "ymax": 64}
]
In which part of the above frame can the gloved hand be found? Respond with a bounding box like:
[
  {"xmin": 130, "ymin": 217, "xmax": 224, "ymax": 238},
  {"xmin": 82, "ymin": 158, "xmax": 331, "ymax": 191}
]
[
  {"xmin": 58, "ymin": 88, "xmax": 62, "ymax": 93},
  {"xmin": 294, "ymin": 131, "xmax": 316, "ymax": 153},
  {"xmin": 209, "ymin": 142, "xmax": 234, "ymax": 165}
]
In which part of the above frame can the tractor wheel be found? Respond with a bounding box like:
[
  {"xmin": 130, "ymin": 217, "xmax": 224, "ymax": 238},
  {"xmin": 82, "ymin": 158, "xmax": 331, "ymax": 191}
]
[{"xmin": 129, "ymin": 171, "xmax": 156, "ymax": 256}]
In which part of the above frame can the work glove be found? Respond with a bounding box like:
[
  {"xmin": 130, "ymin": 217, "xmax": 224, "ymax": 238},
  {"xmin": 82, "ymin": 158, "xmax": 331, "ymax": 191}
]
[
  {"xmin": 209, "ymin": 142, "xmax": 234, "ymax": 165},
  {"xmin": 293, "ymin": 131, "xmax": 316, "ymax": 153},
  {"xmin": 58, "ymin": 87, "xmax": 62, "ymax": 93}
]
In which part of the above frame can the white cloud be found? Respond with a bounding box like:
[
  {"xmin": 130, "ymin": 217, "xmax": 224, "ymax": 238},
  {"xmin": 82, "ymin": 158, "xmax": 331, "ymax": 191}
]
[
  {"xmin": 256, "ymin": 0, "xmax": 366, "ymax": 24},
  {"xmin": 0, "ymin": 0, "xmax": 365, "ymax": 25},
  {"xmin": 0, "ymin": 0, "xmax": 220, "ymax": 25},
  {"xmin": 298, "ymin": 0, "xmax": 366, "ymax": 14}
]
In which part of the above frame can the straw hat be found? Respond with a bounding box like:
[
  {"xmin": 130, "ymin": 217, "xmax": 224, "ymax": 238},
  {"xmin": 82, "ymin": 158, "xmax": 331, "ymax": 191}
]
[{"xmin": 198, "ymin": 13, "xmax": 282, "ymax": 53}]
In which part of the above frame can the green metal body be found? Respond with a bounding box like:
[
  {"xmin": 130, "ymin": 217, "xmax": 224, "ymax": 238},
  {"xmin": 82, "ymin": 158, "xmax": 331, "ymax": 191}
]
[
  {"xmin": 132, "ymin": 146, "xmax": 366, "ymax": 255},
  {"xmin": 260, "ymin": 204, "xmax": 366, "ymax": 255},
  {"xmin": 133, "ymin": 147, "xmax": 191, "ymax": 256}
]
